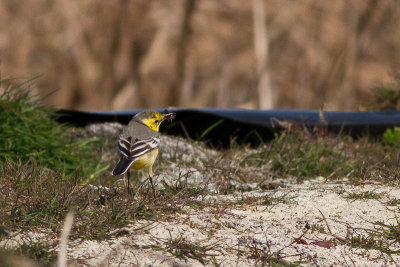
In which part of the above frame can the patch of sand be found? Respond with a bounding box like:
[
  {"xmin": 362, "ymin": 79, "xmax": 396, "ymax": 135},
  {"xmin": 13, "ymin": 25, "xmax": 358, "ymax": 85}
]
[{"xmin": 66, "ymin": 179, "xmax": 400, "ymax": 266}]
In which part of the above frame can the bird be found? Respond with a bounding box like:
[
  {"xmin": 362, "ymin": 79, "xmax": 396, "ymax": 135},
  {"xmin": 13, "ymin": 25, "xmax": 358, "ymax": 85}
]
[{"xmin": 112, "ymin": 109, "xmax": 175, "ymax": 196}]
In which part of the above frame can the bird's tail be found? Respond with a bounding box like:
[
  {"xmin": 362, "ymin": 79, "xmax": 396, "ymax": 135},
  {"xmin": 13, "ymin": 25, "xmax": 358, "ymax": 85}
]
[{"xmin": 112, "ymin": 157, "xmax": 134, "ymax": 175}]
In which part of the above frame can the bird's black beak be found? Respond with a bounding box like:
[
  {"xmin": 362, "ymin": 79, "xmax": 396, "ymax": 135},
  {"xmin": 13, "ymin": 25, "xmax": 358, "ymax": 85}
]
[{"xmin": 162, "ymin": 110, "xmax": 176, "ymax": 122}]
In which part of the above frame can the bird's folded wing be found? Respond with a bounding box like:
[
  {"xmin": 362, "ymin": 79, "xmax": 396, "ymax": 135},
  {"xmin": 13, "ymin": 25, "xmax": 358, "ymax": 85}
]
[
  {"xmin": 118, "ymin": 136, "xmax": 132, "ymax": 157},
  {"xmin": 118, "ymin": 135, "xmax": 160, "ymax": 160},
  {"xmin": 112, "ymin": 135, "xmax": 160, "ymax": 176}
]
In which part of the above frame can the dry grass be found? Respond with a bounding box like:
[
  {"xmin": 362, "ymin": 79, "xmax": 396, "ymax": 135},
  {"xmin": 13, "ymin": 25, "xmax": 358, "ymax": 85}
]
[{"xmin": 1, "ymin": 0, "xmax": 400, "ymax": 110}]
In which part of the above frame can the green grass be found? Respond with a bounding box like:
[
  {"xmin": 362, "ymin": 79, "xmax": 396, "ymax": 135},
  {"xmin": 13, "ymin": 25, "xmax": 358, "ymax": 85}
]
[
  {"xmin": 265, "ymin": 128, "xmax": 355, "ymax": 180},
  {"xmin": 179, "ymin": 123, "xmax": 400, "ymax": 196},
  {"xmin": 345, "ymin": 219, "xmax": 400, "ymax": 255},
  {"xmin": 0, "ymin": 78, "xmax": 105, "ymax": 179},
  {"xmin": 344, "ymin": 191, "xmax": 382, "ymax": 200},
  {"xmin": 232, "ymin": 194, "xmax": 288, "ymax": 206},
  {"xmin": 317, "ymin": 211, "xmax": 400, "ymax": 256}
]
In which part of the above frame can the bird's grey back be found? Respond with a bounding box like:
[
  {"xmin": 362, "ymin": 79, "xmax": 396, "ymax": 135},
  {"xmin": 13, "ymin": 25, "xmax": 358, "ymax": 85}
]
[{"xmin": 122, "ymin": 119, "xmax": 159, "ymax": 139}]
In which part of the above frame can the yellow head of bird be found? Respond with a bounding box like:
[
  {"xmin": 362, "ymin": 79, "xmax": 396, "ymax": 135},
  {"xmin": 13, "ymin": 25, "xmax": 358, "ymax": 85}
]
[{"xmin": 134, "ymin": 110, "xmax": 175, "ymax": 131}]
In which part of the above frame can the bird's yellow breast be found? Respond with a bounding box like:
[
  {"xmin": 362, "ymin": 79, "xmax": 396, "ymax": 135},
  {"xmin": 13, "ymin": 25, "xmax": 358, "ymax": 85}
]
[{"xmin": 130, "ymin": 149, "xmax": 159, "ymax": 170}]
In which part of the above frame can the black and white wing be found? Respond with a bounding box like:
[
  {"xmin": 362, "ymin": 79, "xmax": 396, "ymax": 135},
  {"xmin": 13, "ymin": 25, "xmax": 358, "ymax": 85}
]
[{"xmin": 112, "ymin": 135, "xmax": 160, "ymax": 175}]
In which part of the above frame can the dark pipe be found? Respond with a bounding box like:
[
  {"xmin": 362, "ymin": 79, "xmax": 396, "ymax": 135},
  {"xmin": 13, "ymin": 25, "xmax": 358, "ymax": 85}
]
[{"xmin": 56, "ymin": 108, "xmax": 400, "ymax": 147}]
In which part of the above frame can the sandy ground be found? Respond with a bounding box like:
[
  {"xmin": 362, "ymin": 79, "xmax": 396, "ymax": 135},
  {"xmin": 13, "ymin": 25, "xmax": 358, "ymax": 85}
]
[
  {"xmin": 2, "ymin": 126, "xmax": 400, "ymax": 266},
  {"xmin": 61, "ymin": 179, "xmax": 400, "ymax": 266}
]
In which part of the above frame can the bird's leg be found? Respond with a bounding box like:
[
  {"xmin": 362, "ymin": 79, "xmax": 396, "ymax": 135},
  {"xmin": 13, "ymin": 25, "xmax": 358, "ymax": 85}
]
[
  {"xmin": 127, "ymin": 171, "xmax": 131, "ymax": 195},
  {"xmin": 148, "ymin": 166, "xmax": 156, "ymax": 197},
  {"xmin": 149, "ymin": 177, "xmax": 155, "ymax": 197}
]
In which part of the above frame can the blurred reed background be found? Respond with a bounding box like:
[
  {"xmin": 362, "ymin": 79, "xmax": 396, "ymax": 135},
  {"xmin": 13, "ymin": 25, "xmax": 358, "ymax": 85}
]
[{"xmin": 0, "ymin": 0, "xmax": 399, "ymax": 111}]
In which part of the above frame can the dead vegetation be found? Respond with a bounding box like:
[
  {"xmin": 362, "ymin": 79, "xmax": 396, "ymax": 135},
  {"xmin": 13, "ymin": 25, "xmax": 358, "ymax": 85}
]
[{"xmin": 1, "ymin": 0, "xmax": 400, "ymax": 110}]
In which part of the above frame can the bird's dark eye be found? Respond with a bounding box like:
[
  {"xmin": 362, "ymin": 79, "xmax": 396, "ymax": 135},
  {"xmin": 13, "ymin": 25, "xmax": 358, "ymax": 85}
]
[{"xmin": 154, "ymin": 120, "xmax": 160, "ymax": 123}]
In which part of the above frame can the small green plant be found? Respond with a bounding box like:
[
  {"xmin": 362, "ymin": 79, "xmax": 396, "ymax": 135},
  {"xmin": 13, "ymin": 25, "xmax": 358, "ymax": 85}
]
[
  {"xmin": 368, "ymin": 79, "xmax": 400, "ymax": 110},
  {"xmin": 376, "ymin": 217, "xmax": 400, "ymax": 243},
  {"xmin": 386, "ymin": 198, "xmax": 400, "ymax": 206},
  {"xmin": 343, "ymin": 217, "xmax": 400, "ymax": 255},
  {"xmin": 234, "ymin": 194, "xmax": 287, "ymax": 206},
  {"xmin": 383, "ymin": 127, "xmax": 400, "ymax": 145},
  {"xmin": 154, "ymin": 235, "xmax": 220, "ymax": 265},
  {"xmin": 246, "ymin": 239, "xmax": 307, "ymax": 266},
  {"xmin": 0, "ymin": 242, "xmax": 57, "ymax": 266},
  {"xmin": 347, "ymin": 232, "xmax": 380, "ymax": 250},
  {"xmin": 344, "ymin": 191, "xmax": 381, "ymax": 200}
]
